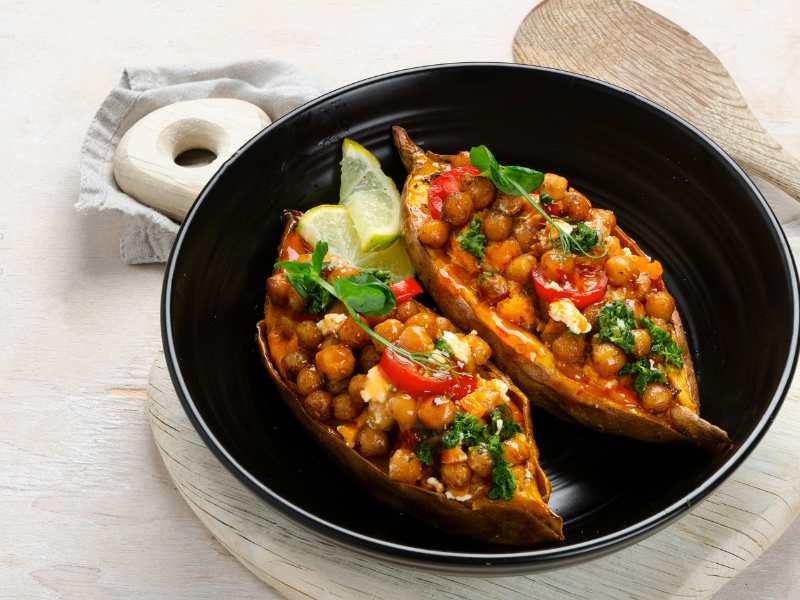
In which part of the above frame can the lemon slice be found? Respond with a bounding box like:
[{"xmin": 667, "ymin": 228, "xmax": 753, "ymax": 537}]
[
  {"xmin": 339, "ymin": 138, "xmax": 401, "ymax": 252},
  {"xmin": 296, "ymin": 204, "xmax": 414, "ymax": 281}
]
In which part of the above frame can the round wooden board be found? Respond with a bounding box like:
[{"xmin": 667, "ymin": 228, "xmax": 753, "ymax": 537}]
[{"xmin": 149, "ymin": 169, "xmax": 800, "ymax": 594}]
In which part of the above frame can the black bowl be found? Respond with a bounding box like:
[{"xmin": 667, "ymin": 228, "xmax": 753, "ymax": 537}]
[{"xmin": 162, "ymin": 64, "xmax": 799, "ymax": 573}]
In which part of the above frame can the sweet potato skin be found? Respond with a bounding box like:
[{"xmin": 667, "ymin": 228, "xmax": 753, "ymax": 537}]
[
  {"xmin": 392, "ymin": 126, "xmax": 729, "ymax": 449},
  {"xmin": 256, "ymin": 213, "xmax": 563, "ymax": 546}
]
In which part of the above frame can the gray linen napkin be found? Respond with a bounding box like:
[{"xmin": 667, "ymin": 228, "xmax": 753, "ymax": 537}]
[{"xmin": 76, "ymin": 59, "xmax": 322, "ymax": 264}]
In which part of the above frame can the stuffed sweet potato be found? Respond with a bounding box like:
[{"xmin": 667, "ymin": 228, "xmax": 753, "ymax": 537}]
[
  {"xmin": 257, "ymin": 211, "xmax": 563, "ymax": 546},
  {"xmin": 393, "ymin": 126, "xmax": 730, "ymax": 448}
]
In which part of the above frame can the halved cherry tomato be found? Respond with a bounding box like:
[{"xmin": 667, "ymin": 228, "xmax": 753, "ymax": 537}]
[
  {"xmin": 427, "ymin": 166, "xmax": 479, "ymax": 219},
  {"xmin": 531, "ymin": 267, "xmax": 608, "ymax": 310},
  {"xmin": 379, "ymin": 350, "xmax": 476, "ymax": 399},
  {"xmin": 389, "ymin": 277, "xmax": 423, "ymax": 304}
]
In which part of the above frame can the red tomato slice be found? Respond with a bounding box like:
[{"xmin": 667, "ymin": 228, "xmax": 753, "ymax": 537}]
[
  {"xmin": 379, "ymin": 350, "xmax": 476, "ymax": 399},
  {"xmin": 531, "ymin": 267, "xmax": 607, "ymax": 310},
  {"xmin": 427, "ymin": 166, "xmax": 479, "ymax": 219},
  {"xmin": 389, "ymin": 277, "xmax": 423, "ymax": 305}
]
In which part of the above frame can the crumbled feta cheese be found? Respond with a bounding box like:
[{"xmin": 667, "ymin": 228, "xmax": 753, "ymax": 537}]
[
  {"xmin": 622, "ymin": 247, "xmax": 633, "ymax": 256},
  {"xmin": 548, "ymin": 298, "xmax": 592, "ymax": 334},
  {"xmin": 426, "ymin": 477, "xmax": 444, "ymax": 493},
  {"xmin": 317, "ymin": 313, "xmax": 347, "ymax": 336},
  {"xmin": 442, "ymin": 331, "xmax": 471, "ymax": 364},
  {"xmin": 483, "ymin": 378, "xmax": 510, "ymax": 401},
  {"xmin": 543, "ymin": 280, "xmax": 563, "ymax": 291},
  {"xmin": 553, "ymin": 219, "xmax": 574, "ymax": 235},
  {"xmin": 360, "ymin": 365, "xmax": 391, "ymax": 404},
  {"xmin": 445, "ymin": 491, "xmax": 473, "ymax": 502}
]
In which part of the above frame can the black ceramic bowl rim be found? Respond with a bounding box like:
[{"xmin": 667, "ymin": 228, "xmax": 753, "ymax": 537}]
[{"xmin": 162, "ymin": 62, "xmax": 800, "ymax": 572}]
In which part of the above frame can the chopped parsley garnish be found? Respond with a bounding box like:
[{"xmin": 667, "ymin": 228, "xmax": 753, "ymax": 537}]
[
  {"xmin": 488, "ymin": 404, "xmax": 522, "ymax": 441},
  {"xmin": 414, "ymin": 441, "xmax": 435, "ymax": 466},
  {"xmin": 596, "ymin": 301, "xmax": 636, "ymax": 353},
  {"xmin": 619, "ymin": 358, "xmax": 666, "ymax": 395},
  {"xmin": 457, "ymin": 217, "xmax": 486, "ymax": 260},
  {"xmin": 442, "ymin": 412, "xmax": 485, "ymax": 449},
  {"xmin": 486, "ymin": 436, "xmax": 516, "ymax": 501},
  {"xmin": 433, "ymin": 337, "xmax": 452, "ymax": 356},
  {"xmin": 567, "ymin": 222, "xmax": 600, "ymax": 255},
  {"xmin": 641, "ymin": 317, "xmax": 684, "ymax": 368},
  {"xmin": 539, "ymin": 190, "xmax": 554, "ymax": 206}
]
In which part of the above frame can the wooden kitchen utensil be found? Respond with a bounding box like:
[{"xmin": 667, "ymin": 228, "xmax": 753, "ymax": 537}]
[{"xmin": 513, "ymin": 0, "xmax": 800, "ymax": 202}]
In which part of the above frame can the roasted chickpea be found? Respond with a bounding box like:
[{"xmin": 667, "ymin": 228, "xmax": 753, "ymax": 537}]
[
  {"xmin": 338, "ymin": 315, "xmax": 370, "ymax": 349},
  {"xmin": 296, "ymin": 366, "xmax": 324, "ymax": 396},
  {"xmin": 327, "ymin": 301, "xmax": 348, "ymax": 315},
  {"xmin": 562, "ymin": 190, "xmax": 592, "ymax": 221},
  {"xmin": 626, "ymin": 298, "xmax": 646, "ymax": 321},
  {"xmin": 367, "ymin": 399, "xmax": 396, "ymax": 431},
  {"xmin": 460, "ymin": 173, "xmax": 496, "ymax": 209},
  {"xmin": 359, "ymin": 345, "xmax": 382, "ymax": 372},
  {"xmin": 389, "ymin": 393, "xmax": 417, "ymax": 431},
  {"xmin": 641, "ymin": 383, "xmax": 673, "ymax": 413},
  {"xmin": 466, "ymin": 334, "xmax": 492, "ymax": 366},
  {"xmin": 543, "ymin": 173, "xmax": 568, "ymax": 200},
  {"xmin": 646, "ymin": 291, "xmax": 676, "ymax": 320},
  {"xmin": 435, "ymin": 316, "xmax": 456, "ymax": 335},
  {"xmin": 552, "ymin": 332, "xmax": 586, "ymax": 363},
  {"xmin": 348, "ymin": 374, "xmax": 368, "ymax": 402},
  {"xmin": 605, "ymin": 255, "xmax": 640, "ymax": 287},
  {"xmin": 326, "ymin": 377, "xmax": 350, "ymax": 394},
  {"xmin": 503, "ymin": 432, "xmax": 530, "ymax": 465},
  {"xmin": 333, "ymin": 392, "xmax": 362, "ymax": 421},
  {"xmin": 395, "ymin": 300, "xmax": 420, "ymax": 322},
  {"xmin": 287, "ymin": 287, "xmax": 306, "ymax": 313},
  {"xmin": 442, "ymin": 191, "xmax": 473, "ymax": 227},
  {"xmin": 404, "ymin": 310, "xmax": 439, "ymax": 338},
  {"xmin": 529, "ymin": 227, "xmax": 555, "ymax": 258},
  {"xmin": 540, "ymin": 250, "xmax": 575, "ymax": 280},
  {"xmin": 467, "ymin": 446, "xmax": 493, "ymax": 478},
  {"xmin": 485, "ymin": 239, "xmax": 522, "ymax": 271},
  {"xmin": 513, "ymin": 219, "xmax": 537, "ymax": 252},
  {"xmin": 505, "ymin": 253, "xmax": 536, "ymax": 284},
  {"xmin": 441, "ymin": 462, "xmax": 472, "ymax": 489},
  {"xmin": 315, "ymin": 344, "xmax": 355, "ymax": 381},
  {"xmin": 266, "ymin": 272, "xmax": 292, "ymax": 306},
  {"xmin": 541, "ymin": 318, "xmax": 567, "ymax": 344},
  {"xmin": 632, "ymin": 329, "xmax": 652, "ymax": 358},
  {"xmin": 588, "ymin": 208, "xmax": 617, "ymax": 238},
  {"xmin": 582, "ymin": 302, "xmax": 604, "ymax": 328},
  {"xmin": 358, "ymin": 427, "xmax": 389, "ymax": 457},
  {"xmin": 483, "ymin": 211, "xmax": 513, "ymax": 241},
  {"xmin": 303, "ymin": 390, "xmax": 332, "ymax": 421},
  {"xmin": 495, "ymin": 193, "xmax": 524, "ymax": 216},
  {"xmin": 496, "ymin": 293, "xmax": 536, "ymax": 329},
  {"xmin": 296, "ymin": 320, "xmax": 323, "ymax": 350},
  {"xmin": 417, "ymin": 395, "xmax": 456, "ymax": 430},
  {"xmin": 450, "ymin": 151, "xmax": 472, "ymax": 168},
  {"xmin": 373, "ymin": 318, "xmax": 404, "ymax": 350},
  {"xmin": 275, "ymin": 314, "xmax": 297, "ymax": 337},
  {"xmin": 592, "ymin": 342, "xmax": 627, "ymax": 377},
  {"xmin": 282, "ymin": 350, "xmax": 310, "ymax": 379},
  {"xmin": 419, "ymin": 219, "xmax": 450, "ymax": 248},
  {"xmin": 650, "ymin": 317, "xmax": 671, "ymax": 331},
  {"xmin": 479, "ymin": 272, "xmax": 510, "ymax": 304},
  {"xmin": 319, "ymin": 335, "xmax": 340, "ymax": 349},
  {"xmin": 389, "ymin": 448, "xmax": 423, "ymax": 483},
  {"xmin": 396, "ymin": 325, "xmax": 434, "ymax": 353}
]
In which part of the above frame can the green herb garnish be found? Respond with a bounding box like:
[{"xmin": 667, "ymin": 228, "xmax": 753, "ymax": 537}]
[
  {"xmin": 434, "ymin": 337, "xmax": 453, "ymax": 356},
  {"xmin": 486, "ymin": 436, "xmax": 516, "ymax": 501},
  {"xmin": 596, "ymin": 301, "xmax": 637, "ymax": 353},
  {"xmin": 457, "ymin": 217, "xmax": 486, "ymax": 260},
  {"xmin": 641, "ymin": 317, "xmax": 684, "ymax": 368},
  {"xmin": 332, "ymin": 272, "xmax": 396, "ymax": 317},
  {"xmin": 469, "ymin": 145, "xmax": 604, "ymax": 259},
  {"xmin": 276, "ymin": 241, "xmax": 333, "ymax": 314},
  {"xmin": 415, "ymin": 441, "xmax": 435, "ymax": 466},
  {"xmin": 619, "ymin": 358, "xmax": 666, "ymax": 395},
  {"xmin": 442, "ymin": 412, "xmax": 486, "ymax": 449},
  {"xmin": 567, "ymin": 222, "xmax": 600, "ymax": 255},
  {"xmin": 539, "ymin": 190, "xmax": 554, "ymax": 206},
  {"xmin": 488, "ymin": 404, "xmax": 522, "ymax": 441}
]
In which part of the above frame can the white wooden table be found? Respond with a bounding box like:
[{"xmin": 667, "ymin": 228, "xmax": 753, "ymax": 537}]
[{"xmin": 1, "ymin": 1, "xmax": 798, "ymax": 598}]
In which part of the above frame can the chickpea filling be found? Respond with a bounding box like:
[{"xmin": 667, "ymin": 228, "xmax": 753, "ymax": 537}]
[
  {"xmin": 267, "ymin": 257, "xmax": 539, "ymax": 504},
  {"xmin": 418, "ymin": 160, "xmax": 685, "ymax": 415}
]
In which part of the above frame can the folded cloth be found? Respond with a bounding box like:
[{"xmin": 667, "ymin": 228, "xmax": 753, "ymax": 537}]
[{"xmin": 76, "ymin": 59, "xmax": 322, "ymax": 264}]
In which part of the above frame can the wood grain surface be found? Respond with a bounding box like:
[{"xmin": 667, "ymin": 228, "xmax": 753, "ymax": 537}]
[
  {"xmin": 2, "ymin": 1, "xmax": 798, "ymax": 598},
  {"xmin": 148, "ymin": 263, "xmax": 800, "ymax": 600},
  {"xmin": 513, "ymin": 0, "xmax": 800, "ymax": 203}
]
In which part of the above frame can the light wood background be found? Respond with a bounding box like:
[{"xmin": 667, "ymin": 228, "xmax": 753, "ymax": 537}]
[{"xmin": 1, "ymin": 1, "xmax": 798, "ymax": 598}]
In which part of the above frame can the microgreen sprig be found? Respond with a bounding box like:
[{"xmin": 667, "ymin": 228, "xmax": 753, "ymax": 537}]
[{"xmin": 469, "ymin": 145, "xmax": 605, "ymax": 259}]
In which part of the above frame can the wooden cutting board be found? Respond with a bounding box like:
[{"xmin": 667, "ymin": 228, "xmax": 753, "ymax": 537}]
[{"xmin": 147, "ymin": 1, "xmax": 800, "ymax": 597}]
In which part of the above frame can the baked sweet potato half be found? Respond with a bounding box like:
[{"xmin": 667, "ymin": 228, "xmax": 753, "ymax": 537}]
[
  {"xmin": 393, "ymin": 126, "xmax": 730, "ymax": 448},
  {"xmin": 257, "ymin": 211, "xmax": 563, "ymax": 546}
]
